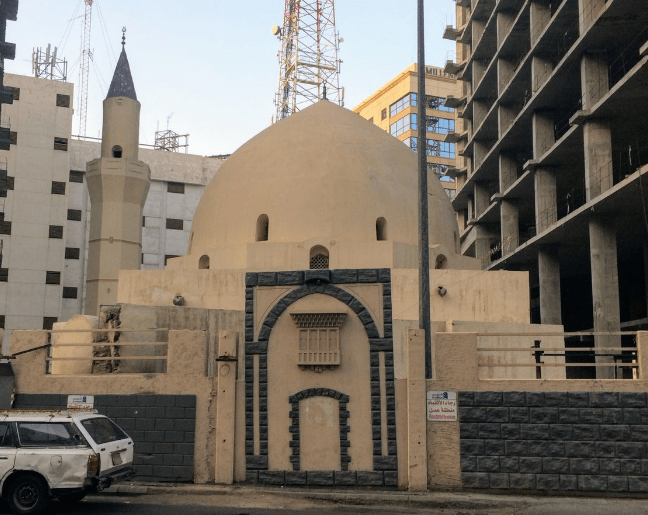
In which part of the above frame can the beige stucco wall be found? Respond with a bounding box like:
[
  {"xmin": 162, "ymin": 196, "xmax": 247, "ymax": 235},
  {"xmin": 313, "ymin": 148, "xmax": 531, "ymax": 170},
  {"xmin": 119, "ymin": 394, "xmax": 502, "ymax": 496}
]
[
  {"xmin": 50, "ymin": 315, "xmax": 97, "ymax": 375},
  {"xmin": 10, "ymin": 329, "xmax": 217, "ymax": 483}
]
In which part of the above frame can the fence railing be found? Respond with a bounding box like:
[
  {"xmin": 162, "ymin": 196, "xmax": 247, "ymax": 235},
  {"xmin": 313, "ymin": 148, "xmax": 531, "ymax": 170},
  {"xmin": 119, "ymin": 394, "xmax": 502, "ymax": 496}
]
[{"xmin": 477, "ymin": 331, "xmax": 638, "ymax": 380}]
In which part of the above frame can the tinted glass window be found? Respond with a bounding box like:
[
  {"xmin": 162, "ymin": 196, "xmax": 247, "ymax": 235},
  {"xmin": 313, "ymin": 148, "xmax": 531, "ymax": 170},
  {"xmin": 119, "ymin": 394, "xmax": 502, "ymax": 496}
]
[
  {"xmin": 17, "ymin": 423, "xmax": 83, "ymax": 447},
  {"xmin": 0, "ymin": 423, "xmax": 13, "ymax": 447},
  {"xmin": 81, "ymin": 417, "xmax": 127, "ymax": 445}
]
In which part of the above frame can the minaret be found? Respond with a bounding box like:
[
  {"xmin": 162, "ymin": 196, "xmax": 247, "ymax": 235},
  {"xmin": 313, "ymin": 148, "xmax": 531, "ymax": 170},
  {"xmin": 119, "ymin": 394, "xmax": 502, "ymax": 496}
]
[{"xmin": 85, "ymin": 30, "xmax": 150, "ymax": 315}]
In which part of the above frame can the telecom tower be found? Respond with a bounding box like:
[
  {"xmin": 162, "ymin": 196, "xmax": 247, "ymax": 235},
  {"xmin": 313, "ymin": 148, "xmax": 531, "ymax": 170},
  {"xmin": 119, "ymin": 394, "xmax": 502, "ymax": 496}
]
[
  {"xmin": 273, "ymin": 0, "xmax": 343, "ymax": 121},
  {"xmin": 78, "ymin": 0, "xmax": 93, "ymax": 137}
]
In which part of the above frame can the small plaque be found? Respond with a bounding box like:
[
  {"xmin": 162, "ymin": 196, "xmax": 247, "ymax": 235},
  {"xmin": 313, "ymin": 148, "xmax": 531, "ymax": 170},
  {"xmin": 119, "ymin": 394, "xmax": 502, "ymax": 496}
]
[
  {"xmin": 427, "ymin": 391, "xmax": 457, "ymax": 421},
  {"xmin": 67, "ymin": 395, "xmax": 94, "ymax": 409}
]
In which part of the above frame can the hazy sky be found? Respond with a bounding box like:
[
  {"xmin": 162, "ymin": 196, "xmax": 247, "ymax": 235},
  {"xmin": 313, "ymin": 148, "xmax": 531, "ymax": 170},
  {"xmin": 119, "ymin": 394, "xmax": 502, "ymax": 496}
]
[{"xmin": 7, "ymin": 0, "xmax": 456, "ymax": 156}]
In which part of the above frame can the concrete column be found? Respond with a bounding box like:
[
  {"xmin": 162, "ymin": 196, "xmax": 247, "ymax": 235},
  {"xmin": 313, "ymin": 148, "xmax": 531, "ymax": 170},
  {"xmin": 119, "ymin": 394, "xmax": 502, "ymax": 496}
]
[
  {"xmin": 474, "ymin": 141, "xmax": 489, "ymax": 168},
  {"xmin": 499, "ymin": 153, "xmax": 518, "ymax": 192},
  {"xmin": 578, "ymin": 0, "xmax": 606, "ymax": 34},
  {"xmin": 581, "ymin": 51, "xmax": 609, "ymax": 109},
  {"xmin": 215, "ymin": 330, "xmax": 238, "ymax": 484},
  {"xmin": 498, "ymin": 105, "xmax": 516, "ymax": 136},
  {"xmin": 497, "ymin": 59, "xmax": 515, "ymax": 95},
  {"xmin": 467, "ymin": 197, "xmax": 474, "ymax": 220},
  {"xmin": 500, "ymin": 200, "xmax": 519, "ymax": 256},
  {"xmin": 532, "ymin": 56, "xmax": 553, "ymax": 93},
  {"xmin": 538, "ymin": 249, "xmax": 562, "ymax": 325},
  {"xmin": 407, "ymin": 329, "xmax": 427, "ymax": 491},
  {"xmin": 583, "ymin": 120, "xmax": 613, "ymax": 200},
  {"xmin": 532, "ymin": 111, "xmax": 555, "ymax": 158},
  {"xmin": 474, "ymin": 226, "xmax": 491, "ymax": 265},
  {"xmin": 534, "ymin": 168, "xmax": 557, "ymax": 233},
  {"xmin": 473, "ymin": 100, "xmax": 488, "ymax": 128},
  {"xmin": 496, "ymin": 12, "xmax": 514, "ymax": 48},
  {"xmin": 530, "ymin": 2, "xmax": 551, "ymax": 46},
  {"xmin": 474, "ymin": 182, "xmax": 490, "ymax": 217},
  {"xmin": 589, "ymin": 219, "xmax": 620, "ymax": 379},
  {"xmin": 472, "ymin": 19, "xmax": 486, "ymax": 47}
]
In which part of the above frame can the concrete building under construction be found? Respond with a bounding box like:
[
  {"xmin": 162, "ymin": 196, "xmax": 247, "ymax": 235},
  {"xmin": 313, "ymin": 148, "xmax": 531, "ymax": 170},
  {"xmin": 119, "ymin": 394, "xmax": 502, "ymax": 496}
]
[{"xmin": 444, "ymin": 0, "xmax": 648, "ymax": 366}]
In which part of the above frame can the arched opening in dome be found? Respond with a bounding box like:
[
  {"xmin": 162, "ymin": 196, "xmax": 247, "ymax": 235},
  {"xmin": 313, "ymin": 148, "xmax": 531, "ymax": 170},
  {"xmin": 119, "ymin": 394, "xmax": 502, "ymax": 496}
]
[
  {"xmin": 309, "ymin": 245, "xmax": 329, "ymax": 269},
  {"xmin": 435, "ymin": 254, "xmax": 447, "ymax": 269},
  {"xmin": 199, "ymin": 255, "xmax": 210, "ymax": 270},
  {"xmin": 376, "ymin": 217, "xmax": 388, "ymax": 241},
  {"xmin": 256, "ymin": 214, "xmax": 269, "ymax": 242},
  {"xmin": 112, "ymin": 145, "xmax": 123, "ymax": 158}
]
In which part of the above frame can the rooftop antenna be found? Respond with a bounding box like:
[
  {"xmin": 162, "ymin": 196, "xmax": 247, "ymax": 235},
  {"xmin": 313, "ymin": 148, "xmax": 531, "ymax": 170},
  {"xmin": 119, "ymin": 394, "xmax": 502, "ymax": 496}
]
[
  {"xmin": 32, "ymin": 44, "xmax": 68, "ymax": 81},
  {"xmin": 78, "ymin": 0, "xmax": 94, "ymax": 138},
  {"xmin": 272, "ymin": 0, "xmax": 344, "ymax": 121}
]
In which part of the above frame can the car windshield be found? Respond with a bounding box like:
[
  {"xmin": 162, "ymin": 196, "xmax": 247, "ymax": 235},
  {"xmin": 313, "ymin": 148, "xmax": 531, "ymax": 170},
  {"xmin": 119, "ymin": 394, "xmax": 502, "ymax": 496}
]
[
  {"xmin": 81, "ymin": 417, "xmax": 127, "ymax": 445},
  {"xmin": 17, "ymin": 422, "xmax": 85, "ymax": 447}
]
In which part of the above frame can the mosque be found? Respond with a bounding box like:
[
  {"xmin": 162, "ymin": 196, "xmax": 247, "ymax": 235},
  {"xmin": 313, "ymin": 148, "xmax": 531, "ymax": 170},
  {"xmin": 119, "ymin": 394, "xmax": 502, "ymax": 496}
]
[{"xmin": 12, "ymin": 41, "xmax": 569, "ymax": 489}]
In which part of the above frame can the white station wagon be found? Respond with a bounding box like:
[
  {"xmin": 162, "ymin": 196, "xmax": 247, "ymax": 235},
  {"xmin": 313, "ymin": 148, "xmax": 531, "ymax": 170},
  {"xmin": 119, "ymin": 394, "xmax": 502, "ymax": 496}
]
[{"xmin": 0, "ymin": 409, "xmax": 135, "ymax": 514}]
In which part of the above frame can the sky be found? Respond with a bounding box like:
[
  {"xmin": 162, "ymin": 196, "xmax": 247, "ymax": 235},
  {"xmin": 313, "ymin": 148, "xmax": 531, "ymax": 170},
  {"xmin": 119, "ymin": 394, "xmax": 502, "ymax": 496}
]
[{"xmin": 7, "ymin": 0, "xmax": 456, "ymax": 156}]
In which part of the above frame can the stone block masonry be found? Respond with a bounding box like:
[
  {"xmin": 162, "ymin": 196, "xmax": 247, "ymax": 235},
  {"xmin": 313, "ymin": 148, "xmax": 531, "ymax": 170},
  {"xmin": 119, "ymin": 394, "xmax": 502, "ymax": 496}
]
[
  {"xmin": 14, "ymin": 393, "xmax": 196, "ymax": 482},
  {"xmin": 459, "ymin": 391, "xmax": 648, "ymax": 493}
]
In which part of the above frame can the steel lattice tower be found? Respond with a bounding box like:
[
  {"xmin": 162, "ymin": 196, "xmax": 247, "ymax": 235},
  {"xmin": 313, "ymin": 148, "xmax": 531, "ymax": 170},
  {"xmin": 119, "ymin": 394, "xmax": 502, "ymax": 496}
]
[
  {"xmin": 274, "ymin": 0, "xmax": 343, "ymax": 121},
  {"xmin": 78, "ymin": 0, "xmax": 93, "ymax": 137}
]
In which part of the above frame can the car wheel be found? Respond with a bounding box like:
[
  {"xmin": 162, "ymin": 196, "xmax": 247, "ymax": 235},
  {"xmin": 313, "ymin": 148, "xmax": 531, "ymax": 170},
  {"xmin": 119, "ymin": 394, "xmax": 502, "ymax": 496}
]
[
  {"xmin": 58, "ymin": 490, "xmax": 87, "ymax": 505},
  {"xmin": 7, "ymin": 474, "xmax": 50, "ymax": 515}
]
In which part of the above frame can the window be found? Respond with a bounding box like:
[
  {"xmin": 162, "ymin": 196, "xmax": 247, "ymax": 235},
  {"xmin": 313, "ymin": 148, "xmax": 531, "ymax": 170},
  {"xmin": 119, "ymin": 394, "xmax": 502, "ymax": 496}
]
[
  {"xmin": 65, "ymin": 247, "xmax": 80, "ymax": 260},
  {"xmin": 43, "ymin": 317, "xmax": 58, "ymax": 330},
  {"xmin": 81, "ymin": 417, "xmax": 127, "ymax": 445},
  {"xmin": 51, "ymin": 181, "xmax": 66, "ymax": 195},
  {"xmin": 199, "ymin": 255, "xmax": 210, "ymax": 270},
  {"xmin": 46, "ymin": 271, "xmax": 61, "ymax": 285},
  {"xmin": 0, "ymin": 423, "xmax": 12, "ymax": 447},
  {"xmin": 6, "ymin": 177, "xmax": 13, "ymax": 191},
  {"xmin": 67, "ymin": 209, "xmax": 82, "ymax": 221},
  {"xmin": 56, "ymin": 94, "xmax": 70, "ymax": 108},
  {"xmin": 291, "ymin": 312, "xmax": 347, "ymax": 369},
  {"xmin": 167, "ymin": 182, "xmax": 185, "ymax": 194},
  {"xmin": 11, "ymin": 87, "xmax": 19, "ymax": 101},
  {"xmin": 390, "ymin": 114, "xmax": 416, "ymax": 137},
  {"xmin": 309, "ymin": 245, "xmax": 329, "ymax": 269},
  {"xmin": 49, "ymin": 225, "xmax": 63, "ymax": 239},
  {"xmin": 112, "ymin": 145, "xmax": 122, "ymax": 158},
  {"xmin": 0, "ymin": 269, "xmax": 7, "ymax": 282},
  {"xmin": 426, "ymin": 95, "xmax": 453, "ymax": 113},
  {"xmin": 256, "ymin": 214, "xmax": 269, "ymax": 242},
  {"xmin": 54, "ymin": 137, "xmax": 68, "ymax": 151},
  {"xmin": 376, "ymin": 217, "xmax": 387, "ymax": 241},
  {"xmin": 9, "ymin": 132, "xmax": 16, "ymax": 145},
  {"xmin": 428, "ymin": 163, "xmax": 449, "ymax": 176},
  {"xmin": 0, "ymin": 316, "xmax": 4, "ymax": 329},
  {"xmin": 405, "ymin": 138, "xmax": 455, "ymax": 158},
  {"xmin": 62, "ymin": 287, "xmax": 78, "ymax": 299},
  {"xmin": 0, "ymin": 222, "xmax": 11, "ymax": 235},
  {"xmin": 426, "ymin": 116, "xmax": 454, "ymax": 134},
  {"xmin": 390, "ymin": 93, "xmax": 417, "ymax": 118},
  {"xmin": 165, "ymin": 218, "xmax": 183, "ymax": 230},
  {"xmin": 69, "ymin": 170, "xmax": 84, "ymax": 183},
  {"xmin": 381, "ymin": 108, "xmax": 387, "ymax": 121},
  {"xmin": 17, "ymin": 422, "xmax": 82, "ymax": 447}
]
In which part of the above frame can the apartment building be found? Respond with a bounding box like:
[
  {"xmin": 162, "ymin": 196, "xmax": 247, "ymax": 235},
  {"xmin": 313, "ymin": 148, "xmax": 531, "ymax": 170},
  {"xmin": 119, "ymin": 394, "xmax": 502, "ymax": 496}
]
[{"xmin": 353, "ymin": 64, "xmax": 459, "ymax": 198}]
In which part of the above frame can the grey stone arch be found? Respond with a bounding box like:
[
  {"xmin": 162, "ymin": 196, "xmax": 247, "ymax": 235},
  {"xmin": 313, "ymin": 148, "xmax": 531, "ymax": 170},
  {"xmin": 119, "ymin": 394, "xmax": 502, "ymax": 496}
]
[
  {"xmin": 244, "ymin": 269, "xmax": 397, "ymax": 486},
  {"xmin": 288, "ymin": 388, "xmax": 350, "ymax": 472}
]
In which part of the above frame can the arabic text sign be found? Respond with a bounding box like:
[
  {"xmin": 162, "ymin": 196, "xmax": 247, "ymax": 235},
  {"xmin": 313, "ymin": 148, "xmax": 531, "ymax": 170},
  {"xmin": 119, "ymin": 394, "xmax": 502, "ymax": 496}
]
[
  {"xmin": 427, "ymin": 391, "xmax": 457, "ymax": 421},
  {"xmin": 67, "ymin": 395, "xmax": 94, "ymax": 409}
]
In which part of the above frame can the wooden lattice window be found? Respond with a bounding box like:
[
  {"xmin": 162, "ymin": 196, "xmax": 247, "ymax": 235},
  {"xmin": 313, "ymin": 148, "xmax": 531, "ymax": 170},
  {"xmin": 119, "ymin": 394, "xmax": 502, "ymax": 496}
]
[
  {"xmin": 291, "ymin": 312, "xmax": 347, "ymax": 371},
  {"xmin": 309, "ymin": 245, "xmax": 329, "ymax": 269}
]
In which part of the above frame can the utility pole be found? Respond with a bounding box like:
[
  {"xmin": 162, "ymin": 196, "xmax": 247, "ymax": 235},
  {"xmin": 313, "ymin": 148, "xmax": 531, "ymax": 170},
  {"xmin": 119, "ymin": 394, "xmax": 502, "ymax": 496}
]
[
  {"xmin": 273, "ymin": 0, "xmax": 343, "ymax": 121},
  {"xmin": 78, "ymin": 0, "xmax": 93, "ymax": 137}
]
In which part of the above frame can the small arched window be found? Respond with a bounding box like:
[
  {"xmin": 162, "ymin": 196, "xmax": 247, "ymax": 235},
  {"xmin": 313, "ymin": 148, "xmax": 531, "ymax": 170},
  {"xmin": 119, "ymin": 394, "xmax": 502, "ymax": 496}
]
[
  {"xmin": 256, "ymin": 214, "xmax": 269, "ymax": 242},
  {"xmin": 309, "ymin": 245, "xmax": 329, "ymax": 269},
  {"xmin": 199, "ymin": 255, "xmax": 210, "ymax": 270},
  {"xmin": 435, "ymin": 254, "xmax": 447, "ymax": 269},
  {"xmin": 376, "ymin": 217, "xmax": 387, "ymax": 241},
  {"xmin": 112, "ymin": 145, "xmax": 123, "ymax": 158}
]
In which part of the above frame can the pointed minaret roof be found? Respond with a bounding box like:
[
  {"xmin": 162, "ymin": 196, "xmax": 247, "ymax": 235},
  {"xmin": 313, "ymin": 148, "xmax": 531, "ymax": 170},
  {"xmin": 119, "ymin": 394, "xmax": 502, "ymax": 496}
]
[{"xmin": 106, "ymin": 29, "xmax": 137, "ymax": 100}]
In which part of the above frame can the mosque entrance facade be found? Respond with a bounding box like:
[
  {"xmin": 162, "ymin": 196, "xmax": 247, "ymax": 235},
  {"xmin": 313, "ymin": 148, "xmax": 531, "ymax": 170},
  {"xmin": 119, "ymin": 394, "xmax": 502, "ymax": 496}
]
[{"xmin": 244, "ymin": 268, "xmax": 399, "ymax": 486}]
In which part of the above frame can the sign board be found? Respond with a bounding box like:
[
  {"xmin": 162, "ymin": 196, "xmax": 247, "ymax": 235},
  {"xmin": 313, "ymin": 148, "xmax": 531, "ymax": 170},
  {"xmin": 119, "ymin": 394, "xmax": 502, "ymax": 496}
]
[
  {"xmin": 427, "ymin": 391, "xmax": 457, "ymax": 421},
  {"xmin": 67, "ymin": 395, "xmax": 94, "ymax": 409}
]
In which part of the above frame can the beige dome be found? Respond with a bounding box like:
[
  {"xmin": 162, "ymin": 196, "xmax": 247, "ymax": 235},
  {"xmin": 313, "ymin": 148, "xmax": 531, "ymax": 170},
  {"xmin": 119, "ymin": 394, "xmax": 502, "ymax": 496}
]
[{"xmin": 190, "ymin": 100, "xmax": 459, "ymax": 256}]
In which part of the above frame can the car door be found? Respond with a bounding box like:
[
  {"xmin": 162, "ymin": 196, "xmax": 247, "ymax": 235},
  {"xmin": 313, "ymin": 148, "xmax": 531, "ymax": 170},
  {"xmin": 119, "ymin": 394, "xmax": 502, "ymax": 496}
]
[
  {"xmin": 0, "ymin": 422, "xmax": 16, "ymax": 482},
  {"xmin": 77, "ymin": 417, "xmax": 133, "ymax": 475}
]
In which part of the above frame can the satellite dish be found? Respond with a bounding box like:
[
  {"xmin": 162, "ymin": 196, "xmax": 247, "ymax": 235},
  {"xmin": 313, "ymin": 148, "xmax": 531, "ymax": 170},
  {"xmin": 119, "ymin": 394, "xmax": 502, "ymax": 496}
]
[{"xmin": 271, "ymin": 24, "xmax": 281, "ymax": 36}]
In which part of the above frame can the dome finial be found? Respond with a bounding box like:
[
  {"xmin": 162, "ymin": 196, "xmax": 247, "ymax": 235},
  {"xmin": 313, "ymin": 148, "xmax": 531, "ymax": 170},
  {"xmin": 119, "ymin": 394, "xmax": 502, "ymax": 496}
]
[
  {"xmin": 122, "ymin": 26, "xmax": 126, "ymax": 47},
  {"xmin": 322, "ymin": 81, "xmax": 327, "ymax": 100}
]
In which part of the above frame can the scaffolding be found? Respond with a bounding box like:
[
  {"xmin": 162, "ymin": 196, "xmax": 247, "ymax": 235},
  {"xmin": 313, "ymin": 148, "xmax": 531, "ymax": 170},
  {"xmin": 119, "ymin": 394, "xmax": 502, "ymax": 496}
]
[
  {"xmin": 154, "ymin": 130, "xmax": 189, "ymax": 153},
  {"xmin": 274, "ymin": 0, "xmax": 343, "ymax": 121},
  {"xmin": 31, "ymin": 44, "xmax": 68, "ymax": 81}
]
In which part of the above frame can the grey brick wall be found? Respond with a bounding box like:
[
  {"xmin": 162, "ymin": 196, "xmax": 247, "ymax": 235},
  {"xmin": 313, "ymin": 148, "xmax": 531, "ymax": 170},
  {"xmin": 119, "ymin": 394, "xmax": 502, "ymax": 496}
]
[
  {"xmin": 459, "ymin": 391, "xmax": 648, "ymax": 493},
  {"xmin": 14, "ymin": 393, "xmax": 196, "ymax": 482}
]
